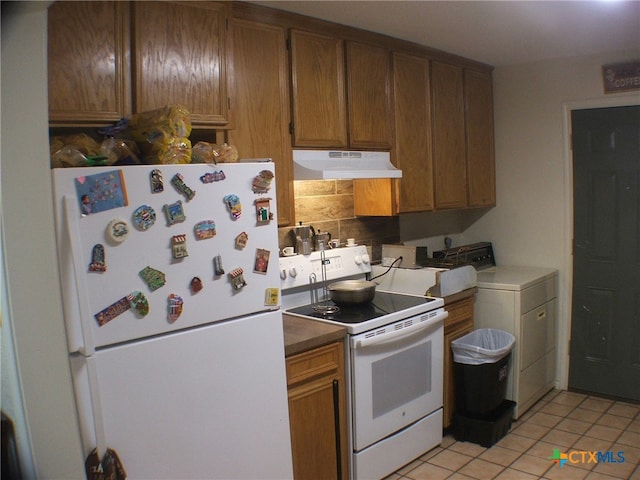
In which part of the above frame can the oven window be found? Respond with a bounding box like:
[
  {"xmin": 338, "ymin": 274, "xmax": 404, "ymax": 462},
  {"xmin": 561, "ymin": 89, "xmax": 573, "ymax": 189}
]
[{"xmin": 371, "ymin": 342, "xmax": 431, "ymax": 418}]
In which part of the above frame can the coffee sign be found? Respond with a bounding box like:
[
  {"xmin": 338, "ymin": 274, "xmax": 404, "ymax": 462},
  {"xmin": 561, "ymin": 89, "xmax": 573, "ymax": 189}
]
[{"xmin": 602, "ymin": 61, "xmax": 640, "ymax": 93}]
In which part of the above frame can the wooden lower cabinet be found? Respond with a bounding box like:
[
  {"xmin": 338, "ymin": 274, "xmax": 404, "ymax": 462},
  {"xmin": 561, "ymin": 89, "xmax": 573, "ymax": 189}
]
[
  {"xmin": 443, "ymin": 296, "xmax": 475, "ymax": 428},
  {"xmin": 286, "ymin": 341, "xmax": 349, "ymax": 480}
]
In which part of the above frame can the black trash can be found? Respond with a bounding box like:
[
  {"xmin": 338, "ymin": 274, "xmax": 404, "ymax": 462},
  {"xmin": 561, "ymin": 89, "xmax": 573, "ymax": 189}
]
[{"xmin": 451, "ymin": 328, "xmax": 516, "ymax": 447}]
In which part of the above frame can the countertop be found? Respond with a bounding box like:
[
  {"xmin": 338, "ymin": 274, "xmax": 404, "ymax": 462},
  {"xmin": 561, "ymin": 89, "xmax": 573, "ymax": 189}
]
[{"xmin": 283, "ymin": 314, "xmax": 346, "ymax": 357}]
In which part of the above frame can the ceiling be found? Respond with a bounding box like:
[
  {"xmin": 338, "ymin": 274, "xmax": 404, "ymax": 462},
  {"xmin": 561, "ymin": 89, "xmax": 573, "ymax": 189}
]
[{"xmin": 252, "ymin": 1, "xmax": 640, "ymax": 66}]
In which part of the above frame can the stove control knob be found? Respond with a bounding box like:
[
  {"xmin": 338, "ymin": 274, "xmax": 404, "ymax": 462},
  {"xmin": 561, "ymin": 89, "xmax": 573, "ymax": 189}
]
[
  {"xmin": 280, "ymin": 269, "xmax": 287, "ymax": 280},
  {"xmin": 362, "ymin": 253, "xmax": 370, "ymax": 264},
  {"xmin": 354, "ymin": 255, "xmax": 363, "ymax": 265},
  {"xmin": 289, "ymin": 267, "xmax": 297, "ymax": 278}
]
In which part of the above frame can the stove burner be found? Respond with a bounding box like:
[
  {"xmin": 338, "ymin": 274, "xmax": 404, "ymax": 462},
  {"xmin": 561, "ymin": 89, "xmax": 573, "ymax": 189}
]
[{"xmin": 313, "ymin": 304, "xmax": 340, "ymax": 315}]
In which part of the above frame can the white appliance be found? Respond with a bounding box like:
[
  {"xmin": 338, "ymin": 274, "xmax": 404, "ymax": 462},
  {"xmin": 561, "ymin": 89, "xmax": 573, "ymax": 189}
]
[
  {"xmin": 475, "ymin": 266, "xmax": 558, "ymax": 419},
  {"xmin": 52, "ymin": 162, "xmax": 293, "ymax": 479},
  {"xmin": 280, "ymin": 247, "xmax": 447, "ymax": 480},
  {"xmin": 292, "ymin": 150, "xmax": 402, "ymax": 180}
]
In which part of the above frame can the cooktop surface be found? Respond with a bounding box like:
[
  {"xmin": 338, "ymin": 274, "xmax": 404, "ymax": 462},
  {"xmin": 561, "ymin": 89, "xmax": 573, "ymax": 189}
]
[{"xmin": 286, "ymin": 291, "xmax": 437, "ymax": 324}]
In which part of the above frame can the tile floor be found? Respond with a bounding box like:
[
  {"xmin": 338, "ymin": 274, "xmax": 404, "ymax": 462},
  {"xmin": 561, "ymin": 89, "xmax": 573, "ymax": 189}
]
[{"xmin": 386, "ymin": 390, "xmax": 640, "ymax": 480}]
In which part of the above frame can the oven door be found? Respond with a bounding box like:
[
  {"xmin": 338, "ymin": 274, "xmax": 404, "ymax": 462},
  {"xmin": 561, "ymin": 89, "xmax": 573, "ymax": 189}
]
[{"xmin": 349, "ymin": 309, "xmax": 446, "ymax": 451}]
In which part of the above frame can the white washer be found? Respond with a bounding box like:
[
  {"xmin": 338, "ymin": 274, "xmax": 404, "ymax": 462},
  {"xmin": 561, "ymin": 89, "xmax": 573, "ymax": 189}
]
[{"xmin": 474, "ymin": 266, "xmax": 558, "ymax": 419}]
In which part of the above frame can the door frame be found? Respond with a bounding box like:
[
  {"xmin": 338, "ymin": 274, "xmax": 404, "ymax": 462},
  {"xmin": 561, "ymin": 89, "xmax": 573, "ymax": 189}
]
[{"xmin": 558, "ymin": 94, "xmax": 640, "ymax": 391}]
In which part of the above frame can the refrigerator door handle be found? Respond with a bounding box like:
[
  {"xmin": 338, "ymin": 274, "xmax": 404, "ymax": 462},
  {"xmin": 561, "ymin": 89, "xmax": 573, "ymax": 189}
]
[
  {"xmin": 87, "ymin": 357, "xmax": 107, "ymax": 460},
  {"xmin": 64, "ymin": 195, "xmax": 96, "ymax": 356}
]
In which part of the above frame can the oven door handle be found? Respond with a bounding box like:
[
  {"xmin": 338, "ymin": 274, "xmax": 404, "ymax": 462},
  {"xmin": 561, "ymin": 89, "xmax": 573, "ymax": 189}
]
[{"xmin": 353, "ymin": 311, "xmax": 447, "ymax": 349}]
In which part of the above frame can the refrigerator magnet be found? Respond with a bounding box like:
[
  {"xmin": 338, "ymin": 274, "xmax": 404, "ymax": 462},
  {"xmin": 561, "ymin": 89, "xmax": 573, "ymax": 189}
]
[
  {"xmin": 229, "ymin": 267, "xmax": 247, "ymax": 290},
  {"xmin": 223, "ymin": 194, "xmax": 242, "ymax": 220},
  {"xmin": 200, "ymin": 170, "xmax": 226, "ymax": 183},
  {"xmin": 94, "ymin": 296, "xmax": 131, "ymax": 326},
  {"xmin": 171, "ymin": 234, "xmax": 189, "ymax": 259},
  {"xmin": 163, "ymin": 200, "xmax": 186, "ymax": 225},
  {"xmin": 252, "ymin": 170, "xmax": 274, "ymax": 193},
  {"xmin": 88, "ymin": 244, "xmax": 106, "ymax": 272},
  {"xmin": 194, "ymin": 220, "xmax": 216, "ymax": 240},
  {"xmin": 254, "ymin": 248, "xmax": 270, "ymax": 274},
  {"xmin": 264, "ymin": 288, "xmax": 279, "ymax": 306},
  {"xmin": 150, "ymin": 169, "xmax": 164, "ymax": 193},
  {"xmin": 106, "ymin": 218, "xmax": 130, "ymax": 243},
  {"xmin": 74, "ymin": 169, "xmax": 128, "ymax": 216},
  {"xmin": 171, "ymin": 173, "xmax": 196, "ymax": 201},
  {"xmin": 139, "ymin": 266, "xmax": 166, "ymax": 291},
  {"xmin": 167, "ymin": 293, "xmax": 184, "ymax": 323},
  {"xmin": 235, "ymin": 231, "xmax": 249, "ymax": 249},
  {"xmin": 127, "ymin": 291, "xmax": 149, "ymax": 317},
  {"xmin": 213, "ymin": 254, "xmax": 225, "ymax": 276},
  {"xmin": 190, "ymin": 277, "xmax": 203, "ymax": 294},
  {"xmin": 254, "ymin": 198, "xmax": 273, "ymax": 224},
  {"xmin": 132, "ymin": 204, "xmax": 156, "ymax": 231}
]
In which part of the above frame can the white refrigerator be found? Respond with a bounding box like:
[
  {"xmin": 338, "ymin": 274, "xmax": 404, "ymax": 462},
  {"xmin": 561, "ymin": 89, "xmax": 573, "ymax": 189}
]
[{"xmin": 52, "ymin": 162, "xmax": 293, "ymax": 479}]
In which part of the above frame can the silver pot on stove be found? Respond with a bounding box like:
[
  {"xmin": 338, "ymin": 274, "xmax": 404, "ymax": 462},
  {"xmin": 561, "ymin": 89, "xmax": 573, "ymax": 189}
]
[{"xmin": 327, "ymin": 280, "xmax": 376, "ymax": 305}]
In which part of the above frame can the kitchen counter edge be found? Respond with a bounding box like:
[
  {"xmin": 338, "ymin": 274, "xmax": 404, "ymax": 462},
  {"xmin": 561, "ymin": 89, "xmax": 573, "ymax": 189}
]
[{"xmin": 283, "ymin": 314, "xmax": 347, "ymax": 357}]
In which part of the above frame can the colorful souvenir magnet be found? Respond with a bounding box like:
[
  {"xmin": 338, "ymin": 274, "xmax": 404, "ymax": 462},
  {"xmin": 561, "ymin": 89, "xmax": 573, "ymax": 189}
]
[
  {"xmin": 264, "ymin": 288, "xmax": 279, "ymax": 306},
  {"xmin": 190, "ymin": 277, "xmax": 203, "ymax": 294},
  {"xmin": 200, "ymin": 170, "xmax": 226, "ymax": 183},
  {"xmin": 89, "ymin": 244, "xmax": 106, "ymax": 272},
  {"xmin": 223, "ymin": 194, "xmax": 242, "ymax": 220},
  {"xmin": 254, "ymin": 198, "xmax": 274, "ymax": 224},
  {"xmin": 194, "ymin": 220, "xmax": 216, "ymax": 240},
  {"xmin": 127, "ymin": 290, "xmax": 149, "ymax": 317},
  {"xmin": 168, "ymin": 293, "xmax": 184, "ymax": 323},
  {"xmin": 132, "ymin": 204, "xmax": 156, "ymax": 231},
  {"xmin": 213, "ymin": 254, "xmax": 225, "ymax": 276},
  {"xmin": 235, "ymin": 231, "xmax": 249, "ymax": 249},
  {"xmin": 106, "ymin": 218, "xmax": 130, "ymax": 243},
  {"xmin": 139, "ymin": 266, "xmax": 166, "ymax": 291},
  {"xmin": 171, "ymin": 173, "xmax": 196, "ymax": 201},
  {"xmin": 171, "ymin": 234, "xmax": 189, "ymax": 259},
  {"xmin": 94, "ymin": 296, "xmax": 131, "ymax": 326},
  {"xmin": 163, "ymin": 200, "xmax": 186, "ymax": 225},
  {"xmin": 254, "ymin": 248, "xmax": 270, "ymax": 274},
  {"xmin": 150, "ymin": 169, "xmax": 164, "ymax": 193},
  {"xmin": 229, "ymin": 268, "xmax": 247, "ymax": 290},
  {"xmin": 252, "ymin": 170, "xmax": 274, "ymax": 193}
]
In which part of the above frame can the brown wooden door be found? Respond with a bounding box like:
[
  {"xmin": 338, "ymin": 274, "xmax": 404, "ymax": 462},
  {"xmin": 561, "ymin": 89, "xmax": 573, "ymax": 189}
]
[
  {"xmin": 431, "ymin": 61, "xmax": 467, "ymax": 209},
  {"xmin": 569, "ymin": 105, "xmax": 640, "ymax": 401},
  {"xmin": 48, "ymin": 1, "xmax": 131, "ymax": 125},
  {"xmin": 465, "ymin": 69, "xmax": 496, "ymax": 208},
  {"xmin": 392, "ymin": 52, "xmax": 434, "ymax": 213},
  {"xmin": 346, "ymin": 42, "xmax": 393, "ymax": 150},
  {"xmin": 228, "ymin": 19, "xmax": 294, "ymax": 226},
  {"xmin": 132, "ymin": 1, "xmax": 229, "ymax": 127},
  {"xmin": 289, "ymin": 30, "xmax": 347, "ymax": 148}
]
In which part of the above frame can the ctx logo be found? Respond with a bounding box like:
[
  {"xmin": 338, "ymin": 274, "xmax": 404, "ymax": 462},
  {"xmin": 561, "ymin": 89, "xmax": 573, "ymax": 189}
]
[{"xmin": 549, "ymin": 448, "xmax": 625, "ymax": 468}]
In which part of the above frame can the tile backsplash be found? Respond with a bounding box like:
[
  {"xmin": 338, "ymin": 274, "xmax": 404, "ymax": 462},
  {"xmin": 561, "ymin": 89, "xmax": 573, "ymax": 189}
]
[{"xmin": 278, "ymin": 179, "xmax": 399, "ymax": 262}]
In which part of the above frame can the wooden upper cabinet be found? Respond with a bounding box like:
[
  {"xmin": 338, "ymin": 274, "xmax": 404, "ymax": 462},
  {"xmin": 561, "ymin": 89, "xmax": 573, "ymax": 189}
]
[
  {"xmin": 431, "ymin": 61, "xmax": 467, "ymax": 209},
  {"xmin": 392, "ymin": 52, "xmax": 433, "ymax": 212},
  {"xmin": 48, "ymin": 1, "xmax": 131, "ymax": 125},
  {"xmin": 228, "ymin": 19, "xmax": 294, "ymax": 226},
  {"xmin": 132, "ymin": 1, "xmax": 229, "ymax": 127},
  {"xmin": 346, "ymin": 42, "xmax": 393, "ymax": 150},
  {"xmin": 465, "ymin": 69, "xmax": 496, "ymax": 207},
  {"xmin": 289, "ymin": 29, "xmax": 347, "ymax": 148}
]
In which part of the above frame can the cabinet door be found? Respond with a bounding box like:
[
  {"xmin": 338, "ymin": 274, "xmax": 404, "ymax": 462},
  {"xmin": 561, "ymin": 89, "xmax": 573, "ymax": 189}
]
[
  {"xmin": 346, "ymin": 42, "xmax": 393, "ymax": 150},
  {"xmin": 48, "ymin": 1, "xmax": 131, "ymax": 125},
  {"xmin": 286, "ymin": 342, "xmax": 348, "ymax": 480},
  {"xmin": 133, "ymin": 1, "xmax": 229, "ymax": 127},
  {"xmin": 228, "ymin": 19, "xmax": 294, "ymax": 226},
  {"xmin": 393, "ymin": 52, "xmax": 434, "ymax": 212},
  {"xmin": 290, "ymin": 30, "xmax": 347, "ymax": 148},
  {"xmin": 465, "ymin": 69, "xmax": 496, "ymax": 207},
  {"xmin": 431, "ymin": 61, "xmax": 467, "ymax": 209}
]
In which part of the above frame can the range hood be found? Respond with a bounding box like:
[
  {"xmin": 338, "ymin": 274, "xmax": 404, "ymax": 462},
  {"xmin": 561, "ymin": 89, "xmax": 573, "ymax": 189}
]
[{"xmin": 292, "ymin": 150, "xmax": 402, "ymax": 180}]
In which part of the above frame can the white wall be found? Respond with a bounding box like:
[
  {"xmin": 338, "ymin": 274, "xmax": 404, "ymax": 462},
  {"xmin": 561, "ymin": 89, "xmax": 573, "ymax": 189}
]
[
  {"xmin": 1, "ymin": 3, "xmax": 85, "ymax": 477},
  {"xmin": 464, "ymin": 50, "xmax": 640, "ymax": 389}
]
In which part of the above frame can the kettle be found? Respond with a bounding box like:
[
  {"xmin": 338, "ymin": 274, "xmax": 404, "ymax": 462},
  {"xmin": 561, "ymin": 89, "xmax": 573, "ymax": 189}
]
[
  {"xmin": 314, "ymin": 230, "xmax": 332, "ymax": 251},
  {"xmin": 294, "ymin": 222, "xmax": 315, "ymax": 255}
]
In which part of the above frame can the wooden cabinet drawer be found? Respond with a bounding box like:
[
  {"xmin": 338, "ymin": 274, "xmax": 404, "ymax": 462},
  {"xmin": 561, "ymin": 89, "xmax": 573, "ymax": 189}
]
[
  {"xmin": 445, "ymin": 297, "xmax": 474, "ymax": 331},
  {"xmin": 286, "ymin": 342, "xmax": 343, "ymax": 387}
]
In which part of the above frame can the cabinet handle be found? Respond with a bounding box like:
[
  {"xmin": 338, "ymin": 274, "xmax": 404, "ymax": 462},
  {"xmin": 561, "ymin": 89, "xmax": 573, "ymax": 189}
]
[
  {"xmin": 333, "ymin": 379, "xmax": 342, "ymax": 480},
  {"xmin": 537, "ymin": 310, "xmax": 546, "ymax": 320}
]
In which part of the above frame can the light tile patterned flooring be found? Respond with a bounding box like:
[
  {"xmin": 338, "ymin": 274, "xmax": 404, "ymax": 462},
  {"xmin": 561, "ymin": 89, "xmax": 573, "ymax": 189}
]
[{"xmin": 386, "ymin": 390, "xmax": 640, "ymax": 480}]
